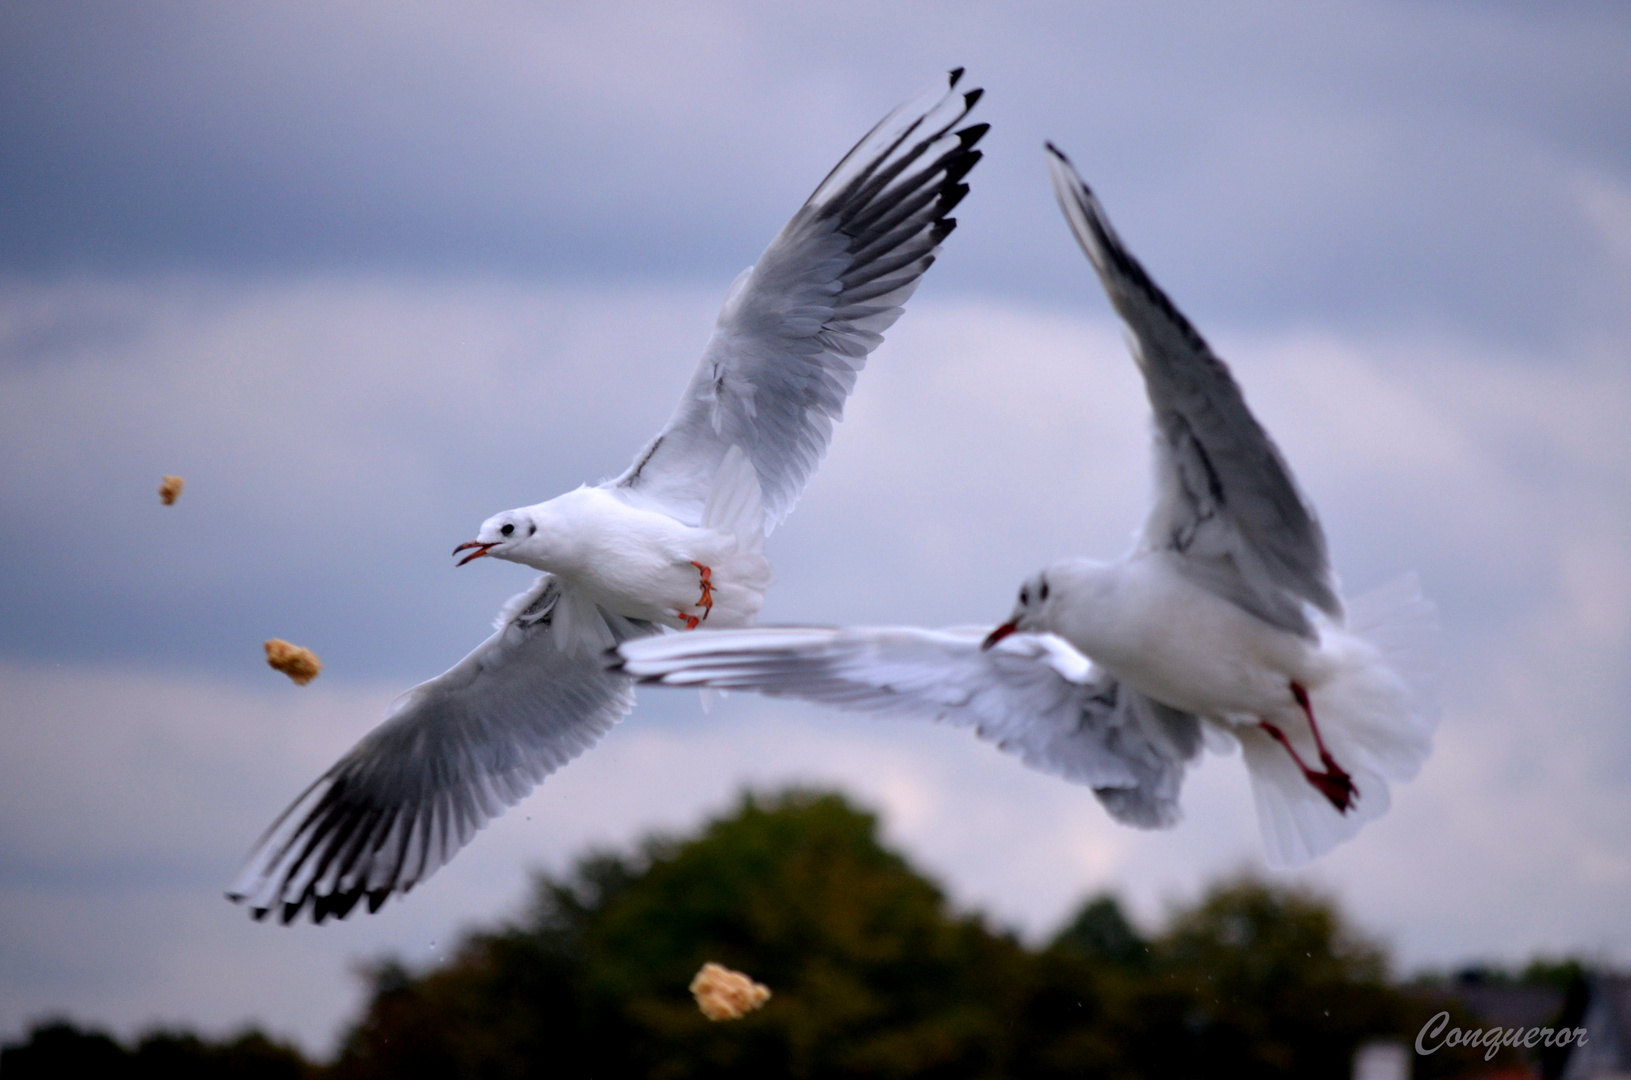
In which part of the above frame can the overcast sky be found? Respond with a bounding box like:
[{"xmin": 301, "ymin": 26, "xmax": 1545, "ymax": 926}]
[{"xmin": 2, "ymin": 0, "xmax": 1629, "ymax": 1057}]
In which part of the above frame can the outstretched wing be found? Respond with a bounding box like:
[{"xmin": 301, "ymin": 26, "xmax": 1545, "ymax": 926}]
[
  {"xmin": 228, "ymin": 577, "xmax": 653, "ymax": 924},
  {"xmin": 1045, "ymin": 144, "xmax": 1340, "ymax": 636},
  {"xmin": 613, "ymin": 625, "xmax": 1203, "ymax": 828},
  {"xmin": 613, "ymin": 69, "xmax": 988, "ymax": 530}
]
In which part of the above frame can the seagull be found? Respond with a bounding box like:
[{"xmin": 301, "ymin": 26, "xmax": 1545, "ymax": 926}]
[
  {"xmin": 228, "ymin": 71, "xmax": 988, "ymax": 923},
  {"xmin": 615, "ymin": 145, "xmax": 1439, "ymax": 867}
]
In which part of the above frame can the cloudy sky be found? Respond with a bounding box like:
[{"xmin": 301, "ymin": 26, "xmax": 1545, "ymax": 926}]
[{"xmin": 3, "ymin": 0, "xmax": 1629, "ymax": 1057}]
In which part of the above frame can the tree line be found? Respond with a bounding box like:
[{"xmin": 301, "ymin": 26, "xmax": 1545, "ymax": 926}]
[{"xmin": 3, "ymin": 789, "xmax": 1557, "ymax": 1078}]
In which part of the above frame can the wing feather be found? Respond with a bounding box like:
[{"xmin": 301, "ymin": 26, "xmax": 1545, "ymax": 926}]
[
  {"xmin": 228, "ymin": 576, "xmax": 652, "ymax": 924},
  {"xmin": 1045, "ymin": 144, "xmax": 1340, "ymax": 635},
  {"xmin": 614, "ymin": 71, "xmax": 988, "ymax": 529},
  {"xmin": 614, "ymin": 626, "xmax": 1202, "ymax": 828}
]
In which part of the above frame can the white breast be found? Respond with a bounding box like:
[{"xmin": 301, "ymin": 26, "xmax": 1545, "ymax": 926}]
[{"xmin": 1056, "ymin": 553, "xmax": 1325, "ymax": 720}]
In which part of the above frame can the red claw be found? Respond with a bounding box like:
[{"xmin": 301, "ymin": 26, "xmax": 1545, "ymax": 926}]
[
  {"xmin": 1259, "ymin": 690, "xmax": 1359, "ymax": 815},
  {"xmin": 690, "ymin": 561, "xmax": 715, "ymax": 621}
]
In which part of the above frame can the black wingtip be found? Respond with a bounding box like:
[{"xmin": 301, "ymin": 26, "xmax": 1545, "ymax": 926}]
[
  {"xmin": 962, "ymin": 87, "xmax": 984, "ymax": 110},
  {"xmin": 948, "ymin": 66, "xmax": 965, "ymax": 86},
  {"xmin": 956, "ymin": 122, "xmax": 990, "ymax": 148},
  {"xmin": 937, "ymin": 183, "xmax": 970, "ymax": 216},
  {"xmin": 1044, "ymin": 141, "xmax": 1068, "ymax": 162},
  {"xmin": 945, "ymin": 149, "xmax": 981, "ymax": 186}
]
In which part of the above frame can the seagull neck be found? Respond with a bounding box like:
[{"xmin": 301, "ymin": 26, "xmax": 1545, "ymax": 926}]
[{"xmin": 1043, "ymin": 558, "xmax": 1126, "ymax": 655}]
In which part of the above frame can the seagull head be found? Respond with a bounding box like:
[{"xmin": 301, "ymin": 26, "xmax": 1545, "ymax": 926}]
[
  {"xmin": 982, "ymin": 570, "xmax": 1054, "ymax": 649},
  {"xmin": 453, "ymin": 510, "xmax": 539, "ymax": 567}
]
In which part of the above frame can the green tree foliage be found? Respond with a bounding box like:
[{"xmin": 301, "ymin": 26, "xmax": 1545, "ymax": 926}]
[
  {"xmin": 330, "ymin": 790, "xmax": 1034, "ymax": 1079},
  {"xmin": 0, "ymin": 1020, "xmax": 310, "ymax": 1079},
  {"xmin": 329, "ymin": 791, "xmax": 1429, "ymax": 1080}
]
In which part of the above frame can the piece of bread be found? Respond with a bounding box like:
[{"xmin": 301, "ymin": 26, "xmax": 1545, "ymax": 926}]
[
  {"xmin": 264, "ymin": 639, "xmax": 322, "ymax": 685},
  {"xmin": 689, "ymin": 962, "xmax": 770, "ymax": 1021},
  {"xmin": 159, "ymin": 475, "xmax": 185, "ymax": 505}
]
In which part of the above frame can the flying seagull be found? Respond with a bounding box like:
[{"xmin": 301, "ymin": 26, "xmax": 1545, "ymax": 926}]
[
  {"xmin": 615, "ymin": 145, "xmax": 1439, "ymax": 866},
  {"xmin": 228, "ymin": 71, "xmax": 987, "ymax": 923}
]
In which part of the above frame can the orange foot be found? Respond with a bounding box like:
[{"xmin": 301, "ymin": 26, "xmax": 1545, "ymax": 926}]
[
  {"xmin": 680, "ymin": 613, "xmax": 701, "ymax": 630},
  {"xmin": 690, "ymin": 560, "xmax": 715, "ymax": 622}
]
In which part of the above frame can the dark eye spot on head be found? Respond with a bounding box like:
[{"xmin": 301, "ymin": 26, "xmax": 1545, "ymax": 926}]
[
  {"xmin": 500, "ymin": 523, "xmax": 514, "ymax": 537},
  {"xmin": 1040, "ymin": 580, "xmax": 1049, "ymax": 601},
  {"xmin": 1020, "ymin": 588, "xmax": 1029, "ymax": 606},
  {"xmin": 528, "ymin": 523, "xmax": 536, "ymax": 536}
]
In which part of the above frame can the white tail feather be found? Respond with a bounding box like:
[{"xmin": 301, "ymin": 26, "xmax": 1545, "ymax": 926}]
[{"xmin": 1244, "ymin": 574, "xmax": 1441, "ymax": 866}]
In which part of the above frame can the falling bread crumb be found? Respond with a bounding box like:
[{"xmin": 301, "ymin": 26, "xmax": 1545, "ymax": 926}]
[
  {"xmin": 689, "ymin": 962, "xmax": 770, "ymax": 1021},
  {"xmin": 265, "ymin": 639, "xmax": 322, "ymax": 685},
  {"xmin": 159, "ymin": 475, "xmax": 185, "ymax": 505}
]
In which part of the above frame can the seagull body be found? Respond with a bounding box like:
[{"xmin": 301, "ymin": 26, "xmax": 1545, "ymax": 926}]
[
  {"xmin": 229, "ymin": 72, "xmax": 987, "ymax": 923},
  {"xmin": 617, "ymin": 146, "xmax": 1438, "ymax": 866},
  {"xmin": 1033, "ymin": 555, "xmax": 1330, "ymax": 721},
  {"xmin": 457, "ymin": 474, "xmax": 769, "ymax": 636}
]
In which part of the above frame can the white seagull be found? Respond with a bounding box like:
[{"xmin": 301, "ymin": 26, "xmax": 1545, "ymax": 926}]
[
  {"xmin": 615, "ymin": 145, "xmax": 1440, "ymax": 867},
  {"xmin": 228, "ymin": 72, "xmax": 988, "ymax": 923}
]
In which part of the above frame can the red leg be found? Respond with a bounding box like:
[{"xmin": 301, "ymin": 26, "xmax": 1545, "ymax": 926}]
[
  {"xmin": 1259, "ymin": 702, "xmax": 1358, "ymax": 814},
  {"xmin": 1291, "ymin": 682, "xmax": 1348, "ymax": 778},
  {"xmin": 690, "ymin": 561, "xmax": 715, "ymax": 621},
  {"xmin": 679, "ymin": 613, "xmax": 700, "ymax": 631}
]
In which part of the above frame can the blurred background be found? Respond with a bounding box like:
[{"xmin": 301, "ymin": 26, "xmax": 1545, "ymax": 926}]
[{"xmin": 1, "ymin": 2, "xmax": 1628, "ymax": 1076}]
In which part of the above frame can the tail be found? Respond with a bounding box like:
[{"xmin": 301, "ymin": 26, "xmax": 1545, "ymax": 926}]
[
  {"xmin": 1242, "ymin": 574, "xmax": 1441, "ymax": 866},
  {"xmin": 698, "ymin": 446, "xmax": 773, "ymax": 626}
]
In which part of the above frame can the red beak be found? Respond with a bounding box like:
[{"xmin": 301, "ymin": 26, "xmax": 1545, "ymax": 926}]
[
  {"xmin": 981, "ymin": 621, "xmax": 1018, "ymax": 650},
  {"xmin": 452, "ymin": 540, "xmax": 496, "ymax": 567}
]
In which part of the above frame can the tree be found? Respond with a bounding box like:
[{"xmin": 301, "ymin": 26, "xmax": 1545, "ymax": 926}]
[
  {"xmin": 0, "ymin": 1020, "xmax": 310, "ymax": 1079},
  {"xmin": 330, "ymin": 789, "xmax": 1034, "ymax": 1080},
  {"xmin": 1126, "ymin": 876, "xmax": 1404, "ymax": 1079}
]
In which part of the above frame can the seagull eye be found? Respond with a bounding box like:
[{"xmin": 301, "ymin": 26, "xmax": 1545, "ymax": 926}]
[
  {"xmin": 1040, "ymin": 580, "xmax": 1049, "ymax": 601},
  {"xmin": 500, "ymin": 523, "xmax": 515, "ymax": 537},
  {"xmin": 1020, "ymin": 588, "xmax": 1030, "ymax": 606},
  {"xmin": 528, "ymin": 523, "xmax": 536, "ymax": 536}
]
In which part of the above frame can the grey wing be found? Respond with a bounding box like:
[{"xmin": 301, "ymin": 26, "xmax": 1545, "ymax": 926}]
[
  {"xmin": 613, "ymin": 70, "xmax": 988, "ymax": 529},
  {"xmin": 613, "ymin": 626, "xmax": 1202, "ymax": 829},
  {"xmin": 228, "ymin": 576, "xmax": 652, "ymax": 924},
  {"xmin": 1045, "ymin": 145, "xmax": 1340, "ymax": 635}
]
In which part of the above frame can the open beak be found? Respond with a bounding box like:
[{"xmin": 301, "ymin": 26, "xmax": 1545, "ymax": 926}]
[
  {"xmin": 981, "ymin": 621, "xmax": 1019, "ymax": 650},
  {"xmin": 452, "ymin": 540, "xmax": 496, "ymax": 567}
]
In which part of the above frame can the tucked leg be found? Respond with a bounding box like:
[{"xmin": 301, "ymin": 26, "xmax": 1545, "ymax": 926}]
[
  {"xmin": 690, "ymin": 561, "xmax": 715, "ymax": 621},
  {"xmin": 1290, "ymin": 681, "xmax": 1353, "ymax": 786},
  {"xmin": 1259, "ymin": 693, "xmax": 1357, "ymax": 814}
]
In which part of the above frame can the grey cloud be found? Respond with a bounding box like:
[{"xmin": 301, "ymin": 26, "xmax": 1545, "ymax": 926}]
[
  {"xmin": 2, "ymin": 2, "xmax": 1629, "ymax": 343},
  {"xmin": 0, "ymin": 276, "xmax": 722, "ymax": 680}
]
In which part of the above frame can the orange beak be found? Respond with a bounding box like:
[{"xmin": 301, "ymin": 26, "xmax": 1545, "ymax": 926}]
[
  {"xmin": 981, "ymin": 621, "xmax": 1018, "ymax": 650},
  {"xmin": 452, "ymin": 540, "xmax": 496, "ymax": 567}
]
